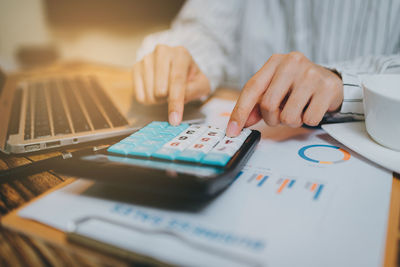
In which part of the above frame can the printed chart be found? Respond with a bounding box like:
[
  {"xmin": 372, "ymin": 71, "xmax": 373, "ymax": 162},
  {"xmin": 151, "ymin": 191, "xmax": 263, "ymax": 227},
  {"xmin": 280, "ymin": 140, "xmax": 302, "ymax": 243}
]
[
  {"xmin": 298, "ymin": 144, "xmax": 351, "ymax": 164},
  {"xmin": 238, "ymin": 170, "xmax": 326, "ymax": 201}
]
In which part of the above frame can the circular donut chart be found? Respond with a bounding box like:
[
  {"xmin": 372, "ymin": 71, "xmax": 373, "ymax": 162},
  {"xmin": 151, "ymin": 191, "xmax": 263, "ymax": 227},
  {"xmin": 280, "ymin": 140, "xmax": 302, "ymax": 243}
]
[{"xmin": 298, "ymin": 144, "xmax": 351, "ymax": 164}]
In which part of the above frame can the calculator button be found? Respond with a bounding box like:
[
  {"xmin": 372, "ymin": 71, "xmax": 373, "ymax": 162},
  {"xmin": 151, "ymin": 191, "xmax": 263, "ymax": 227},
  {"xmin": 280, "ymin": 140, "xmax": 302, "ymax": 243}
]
[
  {"xmin": 242, "ymin": 128, "xmax": 252, "ymax": 136},
  {"xmin": 212, "ymin": 145, "xmax": 238, "ymax": 156},
  {"xmin": 234, "ymin": 128, "xmax": 251, "ymax": 142},
  {"xmin": 146, "ymin": 121, "xmax": 170, "ymax": 128},
  {"xmin": 127, "ymin": 145, "xmax": 160, "ymax": 157},
  {"xmin": 184, "ymin": 125, "xmax": 207, "ymax": 136},
  {"xmin": 170, "ymin": 125, "xmax": 207, "ymax": 144},
  {"xmin": 164, "ymin": 140, "xmax": 191, "ymax": 151},
  {"xmin": 141, "ymin": 139, "xmax": 165, "ymax": 147},
  {"xmin": 201, "ymin": 153, "xmax": 231, "ymax": 166},
  {"xmin": 190, "ymin": 142, "xmax": 214, "ymax": 153},
  {"xmin": 120, "ymin": 135, "xmax": 145, "ymax": 144},
  {"xmin": 108, "ymin": 143, "xmax": 136, "ymax": 156},
  {"xmin": 176, "ymin": 150, "xmax": 205, "ymax": 163},
  {"xmin": 152, "ymin": 148, "xmax": 181, "ymax": 160},
  {"xmin": 172, "ymin": 123, "xmax": 190, "ymax": 132},
  {"xmin": 218, "ymin": 136, "xmax": 243, "ymax": 150},
  {"xmin": 176, "ymin": 142, "xmax": 212, "ymax": 163}
]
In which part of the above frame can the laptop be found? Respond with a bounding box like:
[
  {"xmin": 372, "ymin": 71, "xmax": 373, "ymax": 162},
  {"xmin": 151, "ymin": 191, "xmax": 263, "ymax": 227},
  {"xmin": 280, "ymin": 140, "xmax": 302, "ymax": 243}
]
[{"xmin": 0, "ymin": 67, "xmax": 205, "ymax": 154}]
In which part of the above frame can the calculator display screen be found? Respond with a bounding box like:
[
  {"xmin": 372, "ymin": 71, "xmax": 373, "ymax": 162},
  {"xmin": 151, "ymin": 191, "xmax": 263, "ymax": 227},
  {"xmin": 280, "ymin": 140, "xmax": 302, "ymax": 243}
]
[{"xmin": 82, "ymin": 155, "xmax": 223, "ymax": 177}]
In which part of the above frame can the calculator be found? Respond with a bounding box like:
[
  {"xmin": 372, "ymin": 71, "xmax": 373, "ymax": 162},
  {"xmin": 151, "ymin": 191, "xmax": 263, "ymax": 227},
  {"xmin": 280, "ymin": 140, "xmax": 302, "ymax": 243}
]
[{"xmin": 57, "ymin": 122, "xmax": 260, "ymax": 199}]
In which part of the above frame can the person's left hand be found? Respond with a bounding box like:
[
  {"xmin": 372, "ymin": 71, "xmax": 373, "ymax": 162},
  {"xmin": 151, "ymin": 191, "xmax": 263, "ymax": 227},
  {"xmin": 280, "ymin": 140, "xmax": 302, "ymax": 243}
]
[{"xmin": 226, "ymin": 52, "xmax": 344, "ymax": 137}]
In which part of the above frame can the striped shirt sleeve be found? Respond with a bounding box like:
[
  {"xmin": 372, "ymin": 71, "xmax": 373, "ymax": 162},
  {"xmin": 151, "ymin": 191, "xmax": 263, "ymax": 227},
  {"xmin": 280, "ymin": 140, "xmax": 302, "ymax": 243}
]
[
  {"xmin": 136, "ymin": 0, "xmax": 243, "ymax": 91},
  {"xmin": 326, "ymin": 53, "xmax": 400, "ymax": 121}
]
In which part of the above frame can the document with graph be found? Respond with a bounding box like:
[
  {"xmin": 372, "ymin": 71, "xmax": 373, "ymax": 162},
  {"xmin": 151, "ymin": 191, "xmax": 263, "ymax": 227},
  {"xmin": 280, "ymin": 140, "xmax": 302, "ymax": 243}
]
[{"xmin": 19, "ymin": 99, "xmax": 392, "ymax": 267}]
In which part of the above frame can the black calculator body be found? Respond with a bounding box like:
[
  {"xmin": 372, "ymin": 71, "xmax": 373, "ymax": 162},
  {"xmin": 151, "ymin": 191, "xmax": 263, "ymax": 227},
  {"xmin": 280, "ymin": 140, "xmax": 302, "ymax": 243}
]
[{"xmin": 56, "ymin": 122, "xmax": 260, "ymax": 200}]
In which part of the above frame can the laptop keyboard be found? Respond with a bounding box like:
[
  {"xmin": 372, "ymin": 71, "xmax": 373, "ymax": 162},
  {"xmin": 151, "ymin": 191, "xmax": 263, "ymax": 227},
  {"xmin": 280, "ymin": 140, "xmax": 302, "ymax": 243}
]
[{"xmin": 19, "ymin": 76, "xmax": 128, "ymax": 140}]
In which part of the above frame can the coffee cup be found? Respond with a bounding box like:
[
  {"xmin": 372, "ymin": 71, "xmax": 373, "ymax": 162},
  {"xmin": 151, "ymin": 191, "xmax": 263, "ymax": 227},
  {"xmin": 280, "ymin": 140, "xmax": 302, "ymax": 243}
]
[{"xmin": 362, "ymin": 74, "xmax": 400, "ymax": 151}]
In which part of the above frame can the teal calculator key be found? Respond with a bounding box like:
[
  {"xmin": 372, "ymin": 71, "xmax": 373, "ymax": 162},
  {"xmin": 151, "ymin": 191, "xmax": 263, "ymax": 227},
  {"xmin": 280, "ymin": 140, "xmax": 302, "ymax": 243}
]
[
  {"xmin": 157, "ymin": 133, "xmax": 177, "ymax": 141},
  {"xmin": 146, "ymin": 121, "xmax": 169, "ymax": 128},
  {"xmin": 201, "ymin": 153, "xmax": 231, "ymax": 166},
  {"xmin": 141, "ymin": 139, "xmax": 164, "ymax": 146},
  {"xmin": 107, "ymin": 143, "xmax": 136, "ymax": 156},
  {"xmin": 176, "ymin": 150, "xmax": 205, "ymax": 163},
  {"xmin": 152, "ymin": 148, "xmax": 181, "ymax": 160},
  {"xmin": 172, "ymin": 123, "xmax": 190, "ymax": 131},
  {"xmin": 137, "ymin": 128, "xmax": 160, "ymax": 136},
  {"xmin": 120, "ymin": 135, "xmax": 146, "ymax": 144},
  {"xmin": 127, "ymin": 145, "xmax": 160, "ymax": 157}
]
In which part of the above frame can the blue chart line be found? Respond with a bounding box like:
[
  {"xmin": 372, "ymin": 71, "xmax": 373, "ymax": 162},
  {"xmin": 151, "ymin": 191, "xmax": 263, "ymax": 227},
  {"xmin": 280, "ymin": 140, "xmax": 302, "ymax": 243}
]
[
  {"xmin": 288, "ymin": 180, "xmax": 296, "ymax": 188},
  {"xmin": 257, "ymin": 176, "xmax": 269, "ymax": 187},
  {"xmin": 314, "ymin": 185, "xmax": 324, "ymax": 200}
]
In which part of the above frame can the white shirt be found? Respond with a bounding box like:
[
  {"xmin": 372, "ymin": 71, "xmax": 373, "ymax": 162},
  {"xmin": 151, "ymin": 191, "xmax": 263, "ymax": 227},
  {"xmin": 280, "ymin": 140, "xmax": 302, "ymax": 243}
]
[{"xmin": 137, "ymin": 0, "xmax": 400, "ymax": 120}]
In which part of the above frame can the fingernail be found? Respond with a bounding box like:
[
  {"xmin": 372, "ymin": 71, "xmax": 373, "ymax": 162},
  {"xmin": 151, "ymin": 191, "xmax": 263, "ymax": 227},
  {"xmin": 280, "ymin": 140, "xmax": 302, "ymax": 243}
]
[
  {"xmin": 169, "ymin": 111, "xmax": 180, "ymax": 126},
  {"xmin": 226, "ymin": 121, "xmax": 240, "ymax": 137}
]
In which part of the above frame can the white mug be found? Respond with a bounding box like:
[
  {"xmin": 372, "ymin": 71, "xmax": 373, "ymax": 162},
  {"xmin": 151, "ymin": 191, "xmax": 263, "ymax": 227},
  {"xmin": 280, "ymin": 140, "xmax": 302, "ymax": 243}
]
[{"xmin": 362, "ymin": 74, "xmax": 400, "ymax": 151}]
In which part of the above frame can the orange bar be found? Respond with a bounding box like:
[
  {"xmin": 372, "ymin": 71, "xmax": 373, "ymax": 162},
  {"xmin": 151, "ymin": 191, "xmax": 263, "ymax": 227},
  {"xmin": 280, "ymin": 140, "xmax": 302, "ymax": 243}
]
[
  {"xmin": 256, "ymin": 174, "xmax": 263, "ymax": 181},
  {"xmin": 277, "ymin": 179, "xmax": 289, "ymax": 194},
  {"xmin": 320, "ymin": 161, "xmax": 333, "ymax": 164},
  {"xmin": 310, "ymin": 183, "xmax": 317, "ymax": 191},
  {"xmin": 339, "ymin": 148, "xmax": 351, "ymax": 161}
]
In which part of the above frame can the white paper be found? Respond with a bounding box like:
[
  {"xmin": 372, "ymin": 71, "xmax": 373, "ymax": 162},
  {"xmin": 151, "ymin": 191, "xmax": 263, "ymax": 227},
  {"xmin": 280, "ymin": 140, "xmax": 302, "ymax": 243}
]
[{"xmin": 19, "ymin": 99, "xmax": 392, "ymax": 267}]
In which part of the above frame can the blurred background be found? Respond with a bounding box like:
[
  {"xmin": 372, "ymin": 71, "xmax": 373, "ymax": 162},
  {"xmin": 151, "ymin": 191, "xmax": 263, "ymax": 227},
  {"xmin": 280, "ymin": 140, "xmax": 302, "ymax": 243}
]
[{"xmin": 0, "ymin": 0, "xmax": 184, "ymax": 71}]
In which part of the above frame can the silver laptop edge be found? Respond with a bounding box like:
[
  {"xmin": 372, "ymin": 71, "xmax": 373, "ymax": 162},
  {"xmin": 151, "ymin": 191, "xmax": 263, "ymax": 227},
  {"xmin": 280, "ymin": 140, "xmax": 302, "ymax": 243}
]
[{"xmin": 1, "ymin": 70, "xmax": 205, "ymax": 154}]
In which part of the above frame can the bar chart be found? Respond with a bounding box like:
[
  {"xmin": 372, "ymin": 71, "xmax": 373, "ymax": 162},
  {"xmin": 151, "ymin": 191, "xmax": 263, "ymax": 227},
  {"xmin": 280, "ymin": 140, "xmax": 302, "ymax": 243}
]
[
  {"xmin": 237, "ymin": 168, "xmax": 325, "ymax": 201},
  {"xmin": 305, "ymin": 182, "xmax": 324, "ymax": 200},
  {"xmin": 246, "ymin": 173, "xmax": 270, "ymax": 187}
]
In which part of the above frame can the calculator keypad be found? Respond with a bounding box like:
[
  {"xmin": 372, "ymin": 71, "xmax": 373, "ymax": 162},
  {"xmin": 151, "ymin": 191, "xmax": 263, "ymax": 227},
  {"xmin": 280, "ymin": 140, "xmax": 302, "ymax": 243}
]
[{"xmin": 107, "ymin": 122, "xmax": 251, "ymax": 167}]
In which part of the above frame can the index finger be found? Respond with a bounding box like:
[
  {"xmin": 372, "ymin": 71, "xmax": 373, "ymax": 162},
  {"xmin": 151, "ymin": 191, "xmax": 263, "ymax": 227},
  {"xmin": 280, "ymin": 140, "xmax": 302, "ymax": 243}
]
[
  {"xmin": 226, "ymin": 56, "xmax": 281, "ymax": 136},
  {"xmin": 168, "ymin": 47, "xmax": 191, "ymax": 126}
]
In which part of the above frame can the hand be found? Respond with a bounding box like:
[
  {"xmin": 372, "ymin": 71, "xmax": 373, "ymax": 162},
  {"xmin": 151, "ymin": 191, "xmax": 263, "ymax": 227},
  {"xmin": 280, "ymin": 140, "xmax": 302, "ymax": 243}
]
[
  {"xmin": 133, "ymin": 45, "xmax": 211, "ymax": 125},
  {"xmin": 226, "ymin": 52, "xmax": 343, "ymax": 136}
]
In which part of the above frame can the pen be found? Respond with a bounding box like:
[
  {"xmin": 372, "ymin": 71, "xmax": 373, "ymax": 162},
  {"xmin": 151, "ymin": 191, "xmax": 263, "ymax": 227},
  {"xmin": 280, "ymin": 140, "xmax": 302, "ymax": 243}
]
[{"xmin": 0, "ymin": 145, "xmax": 110, "ymax": 184}]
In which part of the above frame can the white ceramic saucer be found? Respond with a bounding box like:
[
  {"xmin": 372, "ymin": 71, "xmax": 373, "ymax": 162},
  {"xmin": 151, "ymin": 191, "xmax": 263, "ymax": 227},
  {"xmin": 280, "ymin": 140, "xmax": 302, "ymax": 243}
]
[{"xmin": 322, "ymin": 122, "xmax": 400, "ymax": 174}]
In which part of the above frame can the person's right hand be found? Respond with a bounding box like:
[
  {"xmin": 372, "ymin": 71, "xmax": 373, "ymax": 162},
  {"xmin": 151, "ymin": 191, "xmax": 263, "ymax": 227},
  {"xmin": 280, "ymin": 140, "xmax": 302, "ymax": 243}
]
[{"xmin": 133, "ymin": 44, "xmax": 211, "ymax": 126}]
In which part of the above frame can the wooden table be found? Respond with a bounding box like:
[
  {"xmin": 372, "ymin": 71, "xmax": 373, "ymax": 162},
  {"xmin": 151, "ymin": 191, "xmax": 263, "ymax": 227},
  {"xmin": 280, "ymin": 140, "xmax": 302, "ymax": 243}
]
[{"xmin": 0, "ymin": 63, "xmax": 399, "ymax": 266}]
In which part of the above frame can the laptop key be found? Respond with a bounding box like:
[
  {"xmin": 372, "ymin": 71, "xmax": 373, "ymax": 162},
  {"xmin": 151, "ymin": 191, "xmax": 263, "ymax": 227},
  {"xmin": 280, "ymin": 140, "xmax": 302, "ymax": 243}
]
[
  {"xmin": 7, "ymin": 88, "xmax": 23, "ymax": 137},
  {"xmin": 74, "ymin": 78, "xmax": 110, "ymax": 130},
  {"xmin": 24, "ymin": 89, "xmax": 32, "ymax": 140},
  {"xmin": 89, "ymin": 77, "xmax": 128, "ymax": 127},
  {"xmin": 48, "ymin": 81, "xmax": 71, "ymax": 135},
  {"xmin": 34, "ymin": 83, "xmax": 51, "ymax": 138},
  {"xmin": 61, "ymin": 80, "xmax": 91, "ymax": 133}
]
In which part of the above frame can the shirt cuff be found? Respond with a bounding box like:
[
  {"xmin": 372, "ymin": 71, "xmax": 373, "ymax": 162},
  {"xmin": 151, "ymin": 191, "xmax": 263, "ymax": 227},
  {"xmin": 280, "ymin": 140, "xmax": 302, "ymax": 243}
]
[
  {"xmin": 323, "ymin": 69, "xmax": 365, "ymax": 122},
  {"xmin": 339, "ymin": 71, "xmax": 364, "ymax": 115}
]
